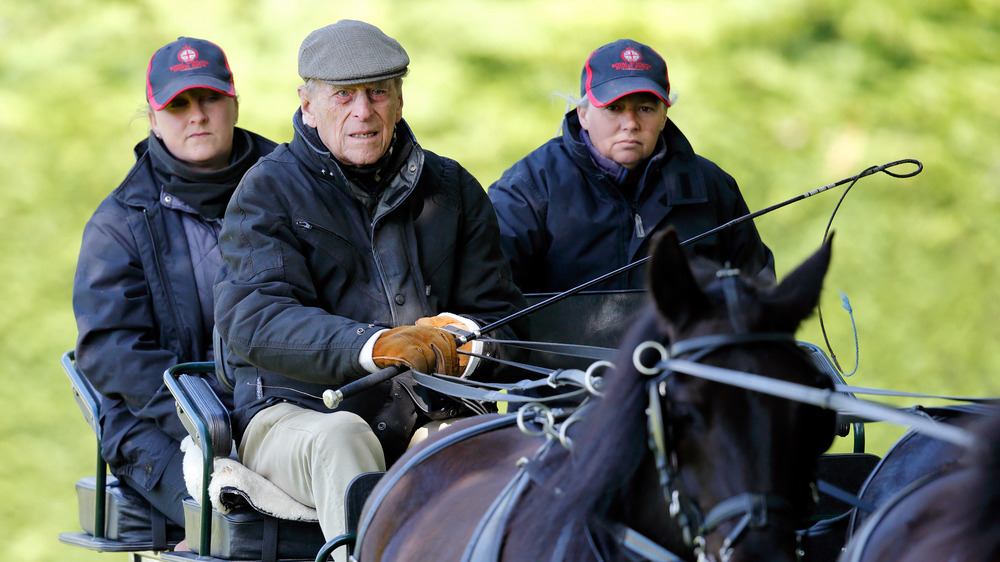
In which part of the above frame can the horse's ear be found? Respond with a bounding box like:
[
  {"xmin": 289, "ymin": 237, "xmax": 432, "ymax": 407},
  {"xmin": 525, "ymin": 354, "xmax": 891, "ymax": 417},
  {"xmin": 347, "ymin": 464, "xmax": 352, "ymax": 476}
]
[
  {"xmin": 762, "ymin": 233, "xmax": 834, "ymax": 332},
  {"xmin": 647, "ymin": 227, "xmax": 709, "ymax": 327}
]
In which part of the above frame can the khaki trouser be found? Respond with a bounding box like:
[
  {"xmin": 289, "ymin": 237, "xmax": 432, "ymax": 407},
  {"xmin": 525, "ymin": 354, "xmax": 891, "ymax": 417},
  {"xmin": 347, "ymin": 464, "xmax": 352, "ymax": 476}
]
[
  {"xmin": 240, "ymin": 403, "xmax": 460, "ymax": 562},
  {"xmin": 239, "ymin": 403, "xmax": 385, "ymax": 560}
]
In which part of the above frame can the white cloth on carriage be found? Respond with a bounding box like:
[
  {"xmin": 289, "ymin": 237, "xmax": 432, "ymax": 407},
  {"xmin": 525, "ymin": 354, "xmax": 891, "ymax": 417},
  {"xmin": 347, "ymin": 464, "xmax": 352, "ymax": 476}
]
[{"xmin": 180, "ymin": 436, "xmax": 319, "ymax": 522}]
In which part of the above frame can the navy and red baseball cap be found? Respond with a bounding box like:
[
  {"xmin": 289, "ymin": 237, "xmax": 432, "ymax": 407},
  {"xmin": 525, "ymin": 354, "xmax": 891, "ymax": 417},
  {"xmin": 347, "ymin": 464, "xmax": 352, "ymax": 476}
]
[
  {"xmin": 581, "ymin": 39, "xmax": 672, "ymax": 108},
  {"xmin": 146, "ymin": 37, "xmax": 236, "ymax": 111}
]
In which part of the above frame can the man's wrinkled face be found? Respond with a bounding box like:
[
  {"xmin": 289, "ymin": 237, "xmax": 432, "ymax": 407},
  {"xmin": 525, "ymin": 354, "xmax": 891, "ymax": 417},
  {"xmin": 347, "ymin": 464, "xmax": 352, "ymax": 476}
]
[
  {"xmin": 577, "ymin": 92, "xmax": 668, "ymax": 170},
  {"xmin": 299, "ymin": 79, "xmax": 403, "ymax": 166}
]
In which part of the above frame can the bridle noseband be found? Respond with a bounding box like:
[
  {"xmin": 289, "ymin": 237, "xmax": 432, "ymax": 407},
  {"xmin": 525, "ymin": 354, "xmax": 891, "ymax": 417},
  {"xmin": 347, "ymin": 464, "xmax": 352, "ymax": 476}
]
[{"xmin": 636, "ymin": 331, "xmax": 806, "ymax": 562}]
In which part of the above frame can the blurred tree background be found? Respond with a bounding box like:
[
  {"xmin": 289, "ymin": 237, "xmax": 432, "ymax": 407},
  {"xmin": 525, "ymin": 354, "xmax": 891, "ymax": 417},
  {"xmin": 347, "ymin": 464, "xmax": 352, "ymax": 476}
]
[{"xmin": 2, "ymin": 0, "xmax": 999, "ymax": 559}]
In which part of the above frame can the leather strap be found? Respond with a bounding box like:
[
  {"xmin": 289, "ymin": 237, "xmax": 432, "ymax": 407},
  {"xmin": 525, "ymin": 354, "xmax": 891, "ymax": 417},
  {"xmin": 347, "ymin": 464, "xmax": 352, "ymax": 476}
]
[
  {"xmin": 816, "ymin": 480, "xmax": 876, "ymax": 513},
  {"xmin": 411, "ymin": 371, "xmax": 589, "ymax": 404},
  {"xmin": 479, "ymin": 338, "xmax": 618, "ymax": 361}
]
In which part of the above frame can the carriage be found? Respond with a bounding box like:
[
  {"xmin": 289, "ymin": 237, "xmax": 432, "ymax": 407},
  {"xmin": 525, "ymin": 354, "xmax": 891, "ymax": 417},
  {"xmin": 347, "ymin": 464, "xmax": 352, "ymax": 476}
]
[
  {"xmin": 58, "ymin": 164, "xmax": 997, "ymax": 561},
  {"xmin": 53, "ymin": 234, "xmax": 955, "ymax": 562}
]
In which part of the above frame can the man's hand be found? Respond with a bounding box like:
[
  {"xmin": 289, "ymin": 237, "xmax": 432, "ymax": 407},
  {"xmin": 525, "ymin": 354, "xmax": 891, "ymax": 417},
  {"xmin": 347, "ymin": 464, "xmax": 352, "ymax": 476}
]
[
  {"xmin": 416, "ymin": 315, "xmax": 474, "ymax": 370},
  {"xmin": 372, "ymin": 325, "xmax": 459, "ymax": 376}
]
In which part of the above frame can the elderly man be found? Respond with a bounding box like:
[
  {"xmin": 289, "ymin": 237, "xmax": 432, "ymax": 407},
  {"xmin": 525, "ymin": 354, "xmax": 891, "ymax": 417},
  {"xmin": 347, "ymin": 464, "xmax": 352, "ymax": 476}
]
[
  {"xmin": 489, "ymin": 39, "xmax": 775, "ymax": 293},
  {"xmin": 213, "ymin": 20, "xmax": 525, "ymax": 548}
]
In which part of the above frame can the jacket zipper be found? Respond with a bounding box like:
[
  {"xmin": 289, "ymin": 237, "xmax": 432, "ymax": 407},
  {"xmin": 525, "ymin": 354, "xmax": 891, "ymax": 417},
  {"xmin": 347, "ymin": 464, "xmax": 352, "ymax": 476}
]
[
  {"xmin": 629, "ymin": 201, "xmax": 645, "ymax": 239},
  {"xmin": 294, "ymin": 217, "xmax": 399, "ymax": 325},
  {"xmin": 370, "ymin": 218, "xmax": 397, "ymax": 326},
  {"xmin": 368, "ymin": 159, "xmax": 422, "ymax": 327},
  {"xmin": 295, "ymin": 218, "xmax": 374, "ymax": 248},
  {"xmin": 143, "ymin": 209, "xmax": 192, "ymax": 354}
]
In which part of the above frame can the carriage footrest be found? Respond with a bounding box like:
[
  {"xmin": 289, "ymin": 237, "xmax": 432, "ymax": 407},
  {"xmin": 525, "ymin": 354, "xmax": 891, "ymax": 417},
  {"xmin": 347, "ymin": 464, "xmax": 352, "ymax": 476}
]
[
  {"xmin": 62, "ymin": 475, "xmax": 183, "ymax": 550},
  {"xmin": 57, "ymin": 531, "xmax": 168, "ymax": 554},
  {"xmin": 180, "ymin": 497, "xmax": 326, "ymax": 561}
]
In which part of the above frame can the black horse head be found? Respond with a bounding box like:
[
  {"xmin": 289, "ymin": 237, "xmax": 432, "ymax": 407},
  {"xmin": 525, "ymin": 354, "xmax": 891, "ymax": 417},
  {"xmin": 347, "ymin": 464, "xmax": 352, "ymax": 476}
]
[
  {"xmin": 515, "ymin": 228, "xmax": 838, "ymax": 562},
  {"xmin": 641, "ymin": 228, "xmax": 838, "ymax": 561}
]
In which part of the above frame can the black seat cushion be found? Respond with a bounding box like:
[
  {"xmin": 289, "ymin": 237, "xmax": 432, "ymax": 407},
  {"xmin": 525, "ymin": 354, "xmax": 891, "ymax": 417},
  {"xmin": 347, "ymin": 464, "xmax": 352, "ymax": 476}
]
[
  {"xmin": 182, "ymin": 498, "xmax": 325, "ymax": 561},
  {"xmin": 74, "ymin": 475, "xmax": 184, "ymax": 544}
]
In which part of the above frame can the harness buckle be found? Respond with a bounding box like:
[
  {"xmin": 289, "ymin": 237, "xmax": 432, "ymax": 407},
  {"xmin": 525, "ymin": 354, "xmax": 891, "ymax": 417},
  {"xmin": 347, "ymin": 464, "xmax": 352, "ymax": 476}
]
[
  {"xmin": 669, "ymin": 489, "xmax": 682, "ymax": 517},
  {"xmin": 715, "ymin": 264, "xmax": 741, "ymax": 278},
  {"xmin": 747, "ymin": 494, "xmax": 769, "ymax": 528}
]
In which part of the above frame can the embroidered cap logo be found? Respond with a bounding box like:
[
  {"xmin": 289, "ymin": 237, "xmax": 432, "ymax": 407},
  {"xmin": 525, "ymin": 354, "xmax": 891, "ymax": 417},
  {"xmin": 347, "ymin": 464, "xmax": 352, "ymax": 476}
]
[
  {"xmin": 178, "ymin": 47, "xmax": 199, "ymax": 64},
  {"xmin": 612, "ymin": 47, "xmax": 652, "ymax": 71},
  {"xmin": 169, "ymin": 46, "xmax": 210, "ymax": 72}
]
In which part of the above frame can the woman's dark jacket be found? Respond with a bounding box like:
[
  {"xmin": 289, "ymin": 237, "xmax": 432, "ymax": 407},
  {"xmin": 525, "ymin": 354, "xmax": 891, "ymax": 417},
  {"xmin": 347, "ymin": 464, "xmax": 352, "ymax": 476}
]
[
  {"xmin": 73, "ymin": 129, "xmax": 276, "ymax": 490},
  {"xmin": 214, "ymin": 112, "xmax": 526, "ymax": 463},
  {"xmin": 488, "ymin": 111, "xmax": 775, "ymax": 294}
]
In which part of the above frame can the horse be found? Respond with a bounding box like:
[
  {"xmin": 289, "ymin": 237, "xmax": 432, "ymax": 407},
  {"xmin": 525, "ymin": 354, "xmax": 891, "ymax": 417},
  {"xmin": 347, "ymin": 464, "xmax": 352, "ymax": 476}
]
[
  {"xmin": 845, "ymin": 404, "xmax": 996, "ymax": 537},
  {"xmin": 354, "ymin": 228, "xmax": 840, "ymax": 562},
  {"xmin": 840, "ymin": 408, "xmax": 1000, "ymax": 561}
]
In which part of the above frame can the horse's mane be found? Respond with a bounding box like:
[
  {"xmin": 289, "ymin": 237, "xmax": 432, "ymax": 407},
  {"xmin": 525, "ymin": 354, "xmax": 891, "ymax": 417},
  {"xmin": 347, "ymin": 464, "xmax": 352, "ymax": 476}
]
[{"xmin": 511, "ymin": 305, "xmax": 664, "ymax": 549}]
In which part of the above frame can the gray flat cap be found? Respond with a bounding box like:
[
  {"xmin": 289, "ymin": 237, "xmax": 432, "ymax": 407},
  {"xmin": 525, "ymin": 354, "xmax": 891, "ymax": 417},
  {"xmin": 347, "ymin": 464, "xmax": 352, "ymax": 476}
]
[{"xmin": 298, "ymin": 20, "xmax": 409, "ymax": 85}]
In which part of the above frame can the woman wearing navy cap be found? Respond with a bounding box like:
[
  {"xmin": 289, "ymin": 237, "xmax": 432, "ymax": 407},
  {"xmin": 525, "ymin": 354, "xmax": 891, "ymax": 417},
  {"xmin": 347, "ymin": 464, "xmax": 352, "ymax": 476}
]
[
  {"xmin": 71, "ymin": 37, "xmax": 276, "ymax": 538},
  {"xmin": 489, "ymin": 39, "xmax": 775, "ymax": 294}
]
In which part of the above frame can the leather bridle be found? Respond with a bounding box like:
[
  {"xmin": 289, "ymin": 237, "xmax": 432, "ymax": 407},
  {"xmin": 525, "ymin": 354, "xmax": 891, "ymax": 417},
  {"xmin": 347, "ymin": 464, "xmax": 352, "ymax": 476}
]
[{"xmin": 637, "ymin": 331, "xmax": 810, "ymax": 562}]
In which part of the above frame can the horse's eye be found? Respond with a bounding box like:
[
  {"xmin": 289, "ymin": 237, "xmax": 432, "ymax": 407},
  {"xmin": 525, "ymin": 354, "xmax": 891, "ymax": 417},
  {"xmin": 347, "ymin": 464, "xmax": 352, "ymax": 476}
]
[{"xmin": 668, "ymin": 403, "xmax": 699, "ymax": 426}]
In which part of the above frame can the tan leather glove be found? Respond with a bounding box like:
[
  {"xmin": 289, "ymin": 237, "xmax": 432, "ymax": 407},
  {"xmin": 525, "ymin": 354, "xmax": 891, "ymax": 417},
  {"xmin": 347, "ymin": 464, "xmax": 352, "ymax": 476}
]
[
  {"xmin": 372, "ymin": 325, "xmax": 459, "ymax": 376},
  {"xmin": 416, "ymin": 315, "xmax": 473, "ymax": 370}
]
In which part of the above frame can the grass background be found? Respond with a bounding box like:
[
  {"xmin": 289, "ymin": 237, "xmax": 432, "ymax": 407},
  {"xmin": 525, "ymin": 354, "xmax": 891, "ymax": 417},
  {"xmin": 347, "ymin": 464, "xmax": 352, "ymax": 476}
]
[{"xmin": 2, "ymin": 0, "xmax": 999, "ymax": 559}]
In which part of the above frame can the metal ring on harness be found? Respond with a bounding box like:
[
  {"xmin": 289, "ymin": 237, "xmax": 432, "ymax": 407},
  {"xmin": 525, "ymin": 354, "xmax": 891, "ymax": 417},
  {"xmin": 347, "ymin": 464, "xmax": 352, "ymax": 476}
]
[
  {"xmin": 634, "ymin": 340, "xmax": 669, "ymax": 376},
  {"xmin": 516, "ymin": 402, "xmax": 555, "ymax": 438},
  {"xmin": 584, "ymin": 361, "xmax": 614, "ymax": 396},
  {"xmin": 557, "ymin": 418, "xmax": 578, "ymax": 452}
]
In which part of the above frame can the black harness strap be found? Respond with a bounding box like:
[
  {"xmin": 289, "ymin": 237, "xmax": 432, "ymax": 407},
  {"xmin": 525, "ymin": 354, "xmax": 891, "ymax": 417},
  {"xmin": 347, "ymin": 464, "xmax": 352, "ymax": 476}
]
[
  {"xmin": 478, "ymin": 338, "xmax": 619, "ymax": 361},
  {"xmin": 816, "ymin": 480, "xmax": 876, "ymax": 514},
  {"xmin": 411, "ymin": 370, "xmax": 590, "ymax": 404},
  {"xmin": 585, "ymin": 516, "xmax": 687, "ymax": 562}
]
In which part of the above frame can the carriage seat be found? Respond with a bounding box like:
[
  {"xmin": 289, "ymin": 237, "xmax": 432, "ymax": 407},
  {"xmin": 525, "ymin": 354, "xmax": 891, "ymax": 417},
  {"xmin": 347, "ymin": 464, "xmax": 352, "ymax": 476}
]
[
  {"xmin": 523, "ymin": 290, "xmax": 647, "ymax": 371},
  {"xmin": 58, "ymin": 350, "xmax": 184, "ymax": 554},
  {"xmin": 159, "ymin": 363, "xmax": 326, "ymax": 562}
]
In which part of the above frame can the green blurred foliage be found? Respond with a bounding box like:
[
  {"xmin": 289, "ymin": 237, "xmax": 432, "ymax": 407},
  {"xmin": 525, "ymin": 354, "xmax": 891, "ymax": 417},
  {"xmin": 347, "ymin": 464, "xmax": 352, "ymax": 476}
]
[{"xmin": 2, "ymin": 0, "xmax": 999, "ymax": 559}]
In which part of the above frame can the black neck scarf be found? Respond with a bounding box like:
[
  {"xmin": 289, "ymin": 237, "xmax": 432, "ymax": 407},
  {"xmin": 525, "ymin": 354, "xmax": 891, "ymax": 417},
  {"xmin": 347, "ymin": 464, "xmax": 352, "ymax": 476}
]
[{"xmin": 148, "ymin": 128, "xmax": 258, "ymax": 219}]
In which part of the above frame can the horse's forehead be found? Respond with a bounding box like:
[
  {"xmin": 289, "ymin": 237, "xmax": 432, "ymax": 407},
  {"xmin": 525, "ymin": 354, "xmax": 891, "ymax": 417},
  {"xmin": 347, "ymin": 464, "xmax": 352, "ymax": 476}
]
[
  {"xmin": 698, "ymin": 273, "xmax": 767, "ymax": 323},
  {"xmin": 696, "ymin": 271, "xmax": 764, "ymax": 299}
]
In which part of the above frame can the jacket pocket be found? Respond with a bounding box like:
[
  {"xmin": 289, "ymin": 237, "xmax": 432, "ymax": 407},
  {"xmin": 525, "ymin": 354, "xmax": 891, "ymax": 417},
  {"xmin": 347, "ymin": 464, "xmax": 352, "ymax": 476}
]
[{"xmin": 293, "ymin": 218, "xmax": 384, "ymax": 304}]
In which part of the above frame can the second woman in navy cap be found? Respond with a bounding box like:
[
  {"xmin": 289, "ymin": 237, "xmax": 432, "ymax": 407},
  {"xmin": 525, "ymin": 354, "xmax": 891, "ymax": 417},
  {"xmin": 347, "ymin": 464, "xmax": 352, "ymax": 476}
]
[{"xmin": 489, "ymin": 39, "xmax": 776, "ymax": 294}]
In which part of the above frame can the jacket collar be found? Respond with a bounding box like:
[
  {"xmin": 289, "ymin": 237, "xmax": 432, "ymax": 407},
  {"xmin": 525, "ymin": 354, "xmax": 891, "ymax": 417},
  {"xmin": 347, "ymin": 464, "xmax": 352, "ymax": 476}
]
[
  {"xmin": 290, "ymin": 108, "xmax": 418, "ymax": 181},
  {"xmin": 113, "ymin": 128, "xmax": 274, "ymax": 210},
  {"xmin": 561, "ymin": 110, "xmax": 707, "ymax": 206},
  {"xmin": 290, "ymin": 108, "xmax": 424, "ymax": 217}
]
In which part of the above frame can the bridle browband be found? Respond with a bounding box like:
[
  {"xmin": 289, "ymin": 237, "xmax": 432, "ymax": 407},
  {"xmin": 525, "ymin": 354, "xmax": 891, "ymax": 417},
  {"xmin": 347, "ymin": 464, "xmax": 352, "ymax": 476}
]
[{"xmin": 637, "ymin": 331, "xmax": 809, "ymax": 562}]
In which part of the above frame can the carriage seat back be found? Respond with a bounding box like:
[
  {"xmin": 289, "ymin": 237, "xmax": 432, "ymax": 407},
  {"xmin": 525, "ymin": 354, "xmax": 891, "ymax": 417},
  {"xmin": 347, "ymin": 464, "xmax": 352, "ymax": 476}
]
[
  {"xmin": 164, "ymin": 363, "xmax": 325, "ymax": 562},
  {"xmin": 523, "ymin": 290, "xmax": 647, "ymax": 371},
  {"xmin": 58, "ymin": 350, "xmax": 183, "ymax": 552},
  {"xmin": 63, "ymin": 350, "xmax": 101, "ymax": 437}
]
